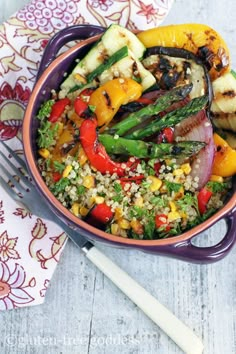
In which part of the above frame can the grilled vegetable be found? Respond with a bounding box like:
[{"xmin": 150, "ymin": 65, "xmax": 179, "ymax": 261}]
[
  {"xmin": 211, "ymin": 71, "xmax": 236, "ymax": 132},
  {"xmin": 125, "ymin": 95, "xmax": 208, "ymax": 140},
  {"xmin": 98, "ymin": 134, "xmax": 205, "ymax": 159},
  {"xmin": 89, "ymin": 78, "xmax": 142, "ymax": 128},
  {"xmin": 212, "ymin": 133, "xmax": 236, "ymax": 177},
  {"xmin": 142, "ymin": 47, "xmax": 212, "ymax": 101},
  {"xmin": 61, "ymin": 24, "xmax": 155, "ymax": 93},
  {"xmin": 137, "ymin": 23, "xmax": 230, "ymax": 80},
  {"xmin": 106, "ymin": 84, "xmax": 193, "ymax": 136},
  {"xmin": 79, "ymin": 118, "xmax": 138, "ymax": 176},
  {"xmin": 174, "ymin": 110, "xmax": 214, "ymax": 189}
]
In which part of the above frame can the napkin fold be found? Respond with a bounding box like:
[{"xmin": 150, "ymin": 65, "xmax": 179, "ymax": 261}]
[{"xmin": 0, "ymin": 0, "xmax": 173, "ymax": 311}]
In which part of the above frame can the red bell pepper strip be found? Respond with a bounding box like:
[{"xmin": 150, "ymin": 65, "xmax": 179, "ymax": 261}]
[
  {"xmin": 85, "ymin": 203, "xmax": 114, "ymax": 227},
  {"xmin": 80, "ymin": 118, "xmax": 137, "ymax": 176},
  {"xmin": 74, "ymin": 88, "xmax": 95, "ymax": 117},
  {"xmin": 49, "ymin": 98, "xmax": 70, "ymax": 123},
  {"xmin": 52, "ymin": 171, "xmax": 62, "ymax": 182},
  {"xmin": 74, "ymin": 97, "xmax": 89, "ymax": 117},
  {"xmin": 197, "ymin": 187, "xmax": 213, "ymax": 214},
  {"xmin": 155, "ymin": 214, "xmax": 170, "ymax": 231},
  {"xmin": 163, "ymin": 127, "xmax": 174, "ymax": 143},
  {"xmin": 154, "ymin": 162, "xmax": 161, "ymax": 176}
]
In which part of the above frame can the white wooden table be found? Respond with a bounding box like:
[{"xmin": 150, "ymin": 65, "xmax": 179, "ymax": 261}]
[{"xmin": 0, "ymin": 1, "xmax": 236, "ymax": 353}]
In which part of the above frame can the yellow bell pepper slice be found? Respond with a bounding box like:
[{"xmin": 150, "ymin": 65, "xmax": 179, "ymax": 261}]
[
  {"xmin": 212, "ymin": 133, "xmax": 236, "ymax": 177},
  {"xmin": 89, "ymin": 78, "xmax": 142, "ymax": 129},
  {"xmin": 137, "ymin": 24, "xmax": 230, "ymax": 81}
]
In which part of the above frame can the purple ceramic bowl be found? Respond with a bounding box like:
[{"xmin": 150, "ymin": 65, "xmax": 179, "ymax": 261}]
[{"xmin": 22, "ymin": 25, "xmax": 236, "ymax": 263}]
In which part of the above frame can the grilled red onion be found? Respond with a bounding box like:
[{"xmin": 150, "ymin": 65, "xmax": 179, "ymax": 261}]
[{"xmin": 174, "ymin": 110, "xmax": 215, "ymax": 189}]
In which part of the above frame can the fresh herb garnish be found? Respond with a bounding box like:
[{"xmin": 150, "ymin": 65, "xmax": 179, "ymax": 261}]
[
  {"xmin": 165, "ymin": 180, "xmax": 182, "ymax": 193},
  {"xmin": 129, "ymin": 206, "xmax": 147, "ymax": 218},
  {"xmin": 150, "ymin": 196, "xmax": 167, "ymax": 207},
  {"xmin": 38, "ymin": 100, "xmax": 54, "ymax": 120},
  {"xmin": 53, "ymin": 161, "xmax": 65, "ymax": 173},
  {"xmin": 77, "ymin": 185, "xmax": 86, "ymax": 195},
  {"xmin": 176, "ymin": 192, "xmax": 199, "ymax": 213},
  {"xmin": 88, "ymin": 105, "xmax": 96, "ymax": 113},
  {"xmin": 206, "ymin": 181, "xmax": 229, "ymax": 193},
  {"xmin": 51, "ymin": 177, "xmax": 70, "ymax": 194},
  {"xmin": 112, "ymin": 182, "xmax": 123, "ymax": 202},
  {"xmin": 144, "ymin": 216, "xmax": 155, "ymax": 239},
  {"xmin": 37, "ymin": 121, "xmax": 58, "ymax": 148}
]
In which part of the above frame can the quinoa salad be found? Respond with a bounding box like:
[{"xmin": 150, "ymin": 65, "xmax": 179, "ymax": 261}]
[{"xmin": 36, "ymin": 24, "xmax": 234, "ymax": 240}]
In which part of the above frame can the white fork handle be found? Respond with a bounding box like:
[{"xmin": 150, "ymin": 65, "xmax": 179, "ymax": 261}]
[{"xmin": 85, "ymin": 246, "xmax": 204, "ymax": 354}]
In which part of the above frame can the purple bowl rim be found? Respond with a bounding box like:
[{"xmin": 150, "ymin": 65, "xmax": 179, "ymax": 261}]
[{"xmin": 22, "ymin": 34, "xmax": 236, "ymax": 247}]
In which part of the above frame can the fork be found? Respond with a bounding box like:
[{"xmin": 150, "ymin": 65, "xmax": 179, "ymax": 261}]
[{"xmin": 0, "ymin": 141, "xmax": 203, "ymax": 354}]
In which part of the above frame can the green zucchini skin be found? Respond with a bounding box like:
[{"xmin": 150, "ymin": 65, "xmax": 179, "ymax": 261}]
[{"xmin": 61, "ymin": 24, "xmax": 155, "ymax": 93}]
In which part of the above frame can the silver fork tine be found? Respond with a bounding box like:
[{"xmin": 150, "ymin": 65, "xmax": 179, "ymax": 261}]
[
  {"xmin": 0, "ymin": 150, "xmax": 31, "ymax": 188},
  {"xmin": 1, "ymin": 140, "xmax": 28, "ymax": 171},
  {"xmin": 0, "ymin": 161, "xmax": 27, "ymax": 194},
  {"xmin": 0, "ymin": 175, "xmax": 23, "ymax": 203}
]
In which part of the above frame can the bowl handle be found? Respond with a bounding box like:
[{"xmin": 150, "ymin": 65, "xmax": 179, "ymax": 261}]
[
  {"xmin": 153, "ymin": 209, "xmax": 236, "ymax": 263},
  {"xmin": 36, "ymin": 24, "xmax": 105, "ymax": 81}
]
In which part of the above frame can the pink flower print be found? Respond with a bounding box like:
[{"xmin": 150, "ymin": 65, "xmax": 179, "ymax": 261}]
[
  {"xmin": 137, "ymin": 1, "xmax": 159, "ymax": 24},
  {"xmin": 91, "ymin": 0, "xmax": 113, "ymax": 12},
  {"xmin": 0, "ymin": 231, "xmax": 20, "ymax": 262},
  {"xmin": 0, "ymin": 262, "xmax": 34, "ymax": 310},
  {"xmin": 16, "ymin": 0, "xmax": 78, "ymax": 35}
]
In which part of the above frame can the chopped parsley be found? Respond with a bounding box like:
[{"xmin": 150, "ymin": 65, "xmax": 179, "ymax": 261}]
[
  {"xmin": 206, "ymin": 181, "xmax": 229, "ymax": 193},
  {"xmin": 51, "ymin": 178, "xmax": 70, "ymax": 195},
  {"xmin": 176, "ymin": 193, "xmax": 199, "ymax": 213},
  {"xmin": 129, "ymin": 206, "xmax": 147, "ymax": 219},
  {"xmin": 112, "ymin": 182, "xmax": 123, "ymax": 202},
  {"xmin": 165, "ymin": 180, "xmax": 182, "ymax": 193},
  {"xmin": 37, "ymin": 121, "xmax": 58, "ymax": 149},
  {"xmin": 37, "ymin": 100, "xmax": 54, "ymax": 120},
  {"xmin": 150, "ymin": 196, "xmax": 167, "ymax": 207},
  {"xmin": 53, "ymin": 161, "xmax": 65, "ymax": 173},
  {"xmin": 144, "ymin": 216, "xmax": 155, "ymax": 239},
  {"xmin": 77, "ymin": 185, "xmax": 86, "ymax": 195}
]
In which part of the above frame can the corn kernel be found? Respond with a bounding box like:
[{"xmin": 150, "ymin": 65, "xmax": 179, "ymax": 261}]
[
  {"xmin": 168, "ymin": 211, "xmax": 181, "ymax": 222},
  {"xmin": 78, "ymin": 147, "xmax": 88, "ymax": 166},
  {"xmin": 83, "ymin": 175, "xmax": 95, "ymax": 189},
  {"xmin": 130, "ymin": 219, "xmax": 143, "ymax": 235},
  {"xmin": 71, "ymin": 203, "xmax": 80, "ymax": 217},
  {"xmin": 174, "ymin": 186, "xmax": 184, "ymax": 200},
  {"xmin": 118, "ymin": 218, "xmax": 130, "ymax": 229},
  {"xmin": 134, "ymin": 196, "xmax": 144, "ymax": 207},
  {"xmin": 74, "ymin": 73, "xmax": 87, "ymax": 84},
  {"xmin": 181, "ymin": 163, "xmax": 191, "ymax": 175},
  {"xmin": 62, "ymin": 165, "xmax": 72, "ymax": 178},
  {"xmin": 210, "ymin": 175, "xmax": 224, "ymax": 183},
  {"xmin": 38, "ymin": 148, "xmax": 50, "ymax": 159},
  {"xmin": 169, "ymin": 201, "xmax": 177, "ymax": 212},
  {"xmin": 173, "ymin": 168, "xmax": 183, "ymax": 176},
  {"xmin": 147, "ymin": 176, "xmax": 162, "ymax": 192},
  {"xmin": 111, "ymin": 223, "xmax": 120, "ymax": 235},
  {"xmin": 114, "ymin": 207, "xmax": 123, "ymax": 220},
  {"xmin": 179, "ymin": 211, "xmax": 187, "ymax": 219},
  {"xmin": 80, "ymin": 206, "xmax": 89, "ymax": 217},
  {"xmin": 93, "ymin": 196, "xmax": 105, "ymax": 204}
]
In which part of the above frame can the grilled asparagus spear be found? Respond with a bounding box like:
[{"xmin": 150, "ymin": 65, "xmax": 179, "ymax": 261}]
[
  {"xmin": 125, "ymin": 95, "xmax": 208, "ymax": 140},
  {"xmin": 98, "ymin": 134, "xmax": 205, "ymax": 159},
  {"xmin": 106, "ymin": 84, "xmax": 193, "ymax": 136}
]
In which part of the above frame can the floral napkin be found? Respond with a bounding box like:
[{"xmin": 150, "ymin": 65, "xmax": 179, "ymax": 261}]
[{"xmin": 0, "ymin": 0, "xmax": 173, "ymax": 311}]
